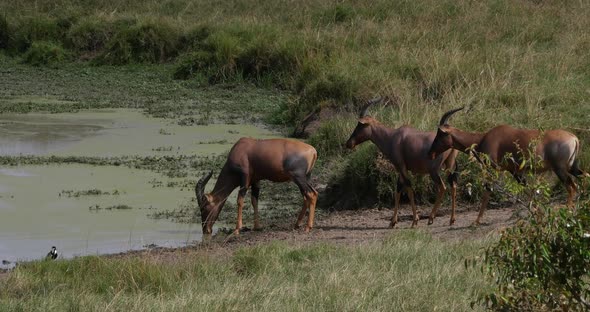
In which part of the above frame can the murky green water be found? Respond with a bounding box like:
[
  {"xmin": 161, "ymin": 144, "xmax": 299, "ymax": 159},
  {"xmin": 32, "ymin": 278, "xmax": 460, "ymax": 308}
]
[
  {"xmin": 0, "ymin": 109, "xmax": 277, "ymax": 265},
  {"xmin": 0, "ymin": 109, "xmax": 275, "ymax": 157}
]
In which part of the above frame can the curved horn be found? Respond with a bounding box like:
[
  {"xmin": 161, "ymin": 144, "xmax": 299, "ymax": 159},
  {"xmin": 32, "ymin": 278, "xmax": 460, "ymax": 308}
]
[
  {"xmin": 195, "ymin": 171, "xmax": 213, "ymax": 207},
  {"xmin": 359, "ymin": 97, "xmax": 383, "ymax": 118},
  {"xmin": 438, "ymin": 107, "xmax": 464, "ymax": 126}
]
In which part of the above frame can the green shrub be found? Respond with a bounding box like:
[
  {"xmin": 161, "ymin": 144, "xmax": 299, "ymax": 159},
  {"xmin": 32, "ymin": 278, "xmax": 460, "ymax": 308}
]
[
  {"xmin": 465, "ymin": 150, "xmax": 590, "ymax": 310},
  {"xmin": 66, "ymin": 17, "xmax": 114, "ymax": 53},
  {"xmin": 21, "ymin": 41, "xmax": 67, "ymax": 66},
  {"xmin": 98, "ymin": 19, "xmax": 181, "ymax": 64},
  {"xmin": 172, "ymin": 50, "xmax": 215, "ymax": 80},
  {"xmin": 290, "ymin": 72, "xmax": 358, "ymax": 122},
  {"xmin": 175, "ymin": 27, "xmax": 306, "ymax": 88},
  {"xmin": 11, "ymin": 16, "xmax": 63, "ymax": 52},
  {"xmin": 308, "ymin": 116, "xmax": 355, "ymax": 157},
  {"xmin": 0, "ymin": 15, "xmax": 8, "ymax": 49},
  {"xmin": 323, "ymin": 144, "xmax": 386, "ymax": 208},
  {"xmin": 204, "ymin": 30, "xmax": 243, "ymax": 81},
  {"xmin": 236, "ymin": 36, "xmax": 302, "ymax": 84},
  {"xmin": 179, "ymin": 25, "xmax": 214, "ymax": 50},
  {"xmin": 479, "ymin": 203, "xmax": 590, "ymax": 310}
]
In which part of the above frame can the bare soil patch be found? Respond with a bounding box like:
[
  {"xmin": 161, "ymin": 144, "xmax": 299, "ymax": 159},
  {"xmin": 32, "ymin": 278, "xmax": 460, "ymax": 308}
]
[{"xmin": 104, "ymin": 203, "xmax": 516, "ymax": 265}]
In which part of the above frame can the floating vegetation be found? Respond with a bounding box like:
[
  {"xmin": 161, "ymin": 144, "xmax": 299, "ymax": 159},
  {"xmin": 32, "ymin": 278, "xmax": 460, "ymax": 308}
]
[
  {"xmin": 88, "ymin": 204, "xmax": 157, "ymax": 211},
  {"xmin": 151, "ymin": 146, "xmax": 176, "ymax": 152},
  {"xmin": 0, "ymin": 154, "xmax": 226, "ymax": 178},
  {"xmin": 177, "ymin": 116, "xmax": 209, "ymax": 126},
  {"xmin": 148, "ymin": 207, "xmax": 193, "ymax": 223},
  {"xmin": 59, "ymin": 189, "xmax": 121, "ymax": 197},
  {"xmin": 89, "ymin": 204, "xmax": 133, "ymax": 211},
  {"xmin": 149, "ymin": 179, "xmax": 164, "ymax": 188},
  {"xmin": 158, "ymin": 128, "xmax": 172, "ymax": 135},
  {"xmin": 196, "ymin": 139, "xmax": 229, "ymax": 145},
  {"xmin": 165, "ymin": 180, "xmax": 193, "ymax": 189}
]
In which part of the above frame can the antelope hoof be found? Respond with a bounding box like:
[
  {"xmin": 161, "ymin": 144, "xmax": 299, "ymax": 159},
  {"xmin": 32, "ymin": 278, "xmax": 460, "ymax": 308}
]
[
  {"xmin": 389, "ymin": 220, "xmax": 397, "ymax": 228},
  {"xmin": 411, "ymin": 220, "xmax": 418, "ymax": 228},
  {"xmin": 449, "ymin": 218, "xmax": 456, "ymax": 226},
  {"xmin": 293, "ymin": 223, "xmax": 302, "ymax": 230},
  {"xmin": 233, "ymin": 229, "xmax": 241, "ymax": 236},
  {"xmin": 427, "ymin": 217, "xmax": 434, "ymax": 225},
  {"xmin": 304, "ymin": 226, "xmax": 312, "ymax": 234}
]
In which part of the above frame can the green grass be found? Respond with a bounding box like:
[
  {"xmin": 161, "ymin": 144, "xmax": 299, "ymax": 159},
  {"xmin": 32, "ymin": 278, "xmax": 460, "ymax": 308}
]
[
  {"xmin": 1, "ymin": 0, "xmax": 589, "ymax": 208},
  {"xmin": 1, "ymin": 0, "xmax": 589, "ymax": 124},
  {"xmin": 0, "ymin": 231, "xmax": 493, "ymax": 311}
]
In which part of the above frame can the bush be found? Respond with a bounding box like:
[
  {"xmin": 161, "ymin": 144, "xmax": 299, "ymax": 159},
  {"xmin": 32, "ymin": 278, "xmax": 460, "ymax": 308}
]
[
  {"xmin": 172, "ymin": 50, "xmax": 215, "ymax": 80},
  {"xmin": 308, "ymin": 116, "xmax": 355, "ymax": 157},
  {"xmin": 290, "ymin": 72, "xmax": 358, "ymax": 123},
  {"xmin": 236, "ymin": 36, "xmax": 303, "ymax": 84},
  {"xmin": 21, "ymin": 41, "xmax": 67, "ymax": 66},
  {"xmin": 174, "ymin": 27, "xmax": 305, "ymax": 88},
  {"xmin": 479, "ymin": 203, "xmax": 590, "ymax": 310},
  {"xmin": 204, "ymin": 30, "xmax": 243, "ymax": 81},
  {"xmin": 322, "ymin": 144, "xmax": 392, "ymax": 209},
  {"xmin": 98, "ymin": 20, "xmax": 181, "ymax": 64},
  {"xmin": 66, "ymin": 17, "xmax": 114, "ymax": 53},
  {"xmin": 0, "ymin": 15, "xmax": 8, "ymax": 49},
  {"xmin": 470, "ymin": 151, "xmax": 590, "ymax": 310},
  {"xmin": 179, "ymin": 25, "xmax": 214, "ymax": 50},
  {"xmin": 11, "ymin": 16, "xmax": 63, "ymax": 52}
]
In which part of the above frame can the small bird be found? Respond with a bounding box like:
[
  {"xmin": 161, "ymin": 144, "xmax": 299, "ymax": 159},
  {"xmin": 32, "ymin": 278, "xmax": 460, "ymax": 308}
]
[{"xmin": 46, "ymin": 246, "xmax": 58, "ymax": 260}]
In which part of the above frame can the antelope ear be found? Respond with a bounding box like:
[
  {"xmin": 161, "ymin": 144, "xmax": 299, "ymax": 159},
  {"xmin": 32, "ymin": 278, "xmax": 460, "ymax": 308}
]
[{"xmin": 358, "ymin": 117, "xmax": 371, "ymax": 124}]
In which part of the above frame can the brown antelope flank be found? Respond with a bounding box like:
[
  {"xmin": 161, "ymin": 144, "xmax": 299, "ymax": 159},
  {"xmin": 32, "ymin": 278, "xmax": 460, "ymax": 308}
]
[
  {"xmin": 345, "ymin": 98, "xmax": 460, "ymax": 227},
  {"xmin": 195, "ymin": 138, "xmax": 318, "ymax": 235},
  {"xmin": 428, "ymin": 107, "xmax": 587, "ymax": 225}
]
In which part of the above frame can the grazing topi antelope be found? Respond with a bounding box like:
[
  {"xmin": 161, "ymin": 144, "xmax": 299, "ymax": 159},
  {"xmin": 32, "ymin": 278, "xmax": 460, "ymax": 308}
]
[
  {"xmin": 195, "ymin": 138, "xmax": 318, "ymax": 235},
  {"xmin": 345, "ymin": 98, "xmax": 460, "ymax": 227},
  {"xmin": 428, "ymin": 107, "xmax": 586, "ymax": 225}
]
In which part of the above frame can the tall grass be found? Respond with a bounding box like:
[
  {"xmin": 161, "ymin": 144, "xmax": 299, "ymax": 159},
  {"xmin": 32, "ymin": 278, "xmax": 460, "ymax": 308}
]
[
  {"xmin": 0, "ymin": 231, "xmax": 492, "ymax": 311},
  {"xmin": 2, "ymin": 0, "xmax": 588, "ymax": 125},
  {"xmin": 1, "ymin": 0, "xmax": 589, "ymax": 207}
]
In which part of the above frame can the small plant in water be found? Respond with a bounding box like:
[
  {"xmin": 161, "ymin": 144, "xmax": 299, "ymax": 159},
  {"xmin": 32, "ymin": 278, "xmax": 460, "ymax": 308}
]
[{"xmin": 158, "ymin": 128, "xmax": 172, "ymax": 135}]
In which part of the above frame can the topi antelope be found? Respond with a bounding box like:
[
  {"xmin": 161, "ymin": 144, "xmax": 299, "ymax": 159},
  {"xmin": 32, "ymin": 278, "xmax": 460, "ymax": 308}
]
[
  {"xmin": 195, "ymin": 138, "xmax": 318, "ymax": 235},
  {"xmin": 345, "ymin": 98, "xmax": 460, "ymax": 227},
  {"xmin": 428, "ymin": 107, "xmax": 586, "ymax": 225}
]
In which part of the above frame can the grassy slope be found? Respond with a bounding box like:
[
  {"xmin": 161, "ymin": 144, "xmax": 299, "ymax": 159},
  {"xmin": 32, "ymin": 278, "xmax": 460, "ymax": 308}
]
[
  {"xmin": 1, "ymin": 0, "xmax": 589, "ymax": 130},
  {"xmin": 1, "ymin": 0, "xmax": 589, "ymax": 205},
  {"xmin": 0, "ymin": 231, "xmax": 492, "ymax": 311}
]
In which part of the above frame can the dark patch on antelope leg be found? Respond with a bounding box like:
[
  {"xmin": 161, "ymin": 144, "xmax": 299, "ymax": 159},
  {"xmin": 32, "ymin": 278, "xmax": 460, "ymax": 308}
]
[
  {"xmin": 390, "ymin": 177, "xmax": 404, "ymax": 228},
  {"xmin": 569, "ymin": 158, "xmax": 587, "ymax": 177},
  {"xmin": 446, "ymin": 163, "xmax": 459, "ymax": 225},
  {"xmin": 234, "ymin": 170, "xmax": 250, "ymax": 235},
  {"xmin": 251, "ymin": 181, "xmax": 262, "ymax": 230},
  {"xmin": 555, "ymin": 167, "xmax": 576, "ymax": 207},
  {"xmin": 428, "ymin": 171, "xmax": 446, "ymax": 225}
]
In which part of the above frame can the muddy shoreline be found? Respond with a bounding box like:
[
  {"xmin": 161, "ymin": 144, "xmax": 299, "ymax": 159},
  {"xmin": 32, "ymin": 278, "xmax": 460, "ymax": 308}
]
[{"xmin": 0, "ymin": 203, "xmax": 514, "ymax": 277}]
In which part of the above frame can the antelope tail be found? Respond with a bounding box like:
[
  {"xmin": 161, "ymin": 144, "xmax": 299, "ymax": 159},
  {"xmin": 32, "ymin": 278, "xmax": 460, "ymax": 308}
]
[{"xmin": 569, "ymin": 139, "xmax": 589, "ymax": 178}]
